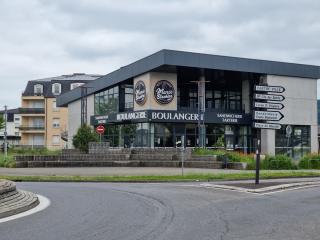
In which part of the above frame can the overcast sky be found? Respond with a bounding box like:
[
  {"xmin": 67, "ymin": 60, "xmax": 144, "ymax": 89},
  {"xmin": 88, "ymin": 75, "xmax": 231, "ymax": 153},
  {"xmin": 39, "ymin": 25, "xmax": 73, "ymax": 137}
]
[{"xmin": 1, "ymin": 0, "xmax": 320, "ymax": 108}]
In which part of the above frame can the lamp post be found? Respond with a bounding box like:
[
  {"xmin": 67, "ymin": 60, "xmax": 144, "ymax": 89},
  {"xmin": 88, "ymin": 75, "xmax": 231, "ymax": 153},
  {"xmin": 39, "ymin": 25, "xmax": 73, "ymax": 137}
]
[{"xmin": 3, "ymin": 105, "xmax": 8, "ymax": 158}]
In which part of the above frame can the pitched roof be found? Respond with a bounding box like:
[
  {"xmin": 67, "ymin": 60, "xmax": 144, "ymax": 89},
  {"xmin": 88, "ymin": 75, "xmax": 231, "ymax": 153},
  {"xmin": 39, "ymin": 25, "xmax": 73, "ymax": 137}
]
[{"xmin": 22, "ymin": 73, "xmax": 102, "ymax": 98}]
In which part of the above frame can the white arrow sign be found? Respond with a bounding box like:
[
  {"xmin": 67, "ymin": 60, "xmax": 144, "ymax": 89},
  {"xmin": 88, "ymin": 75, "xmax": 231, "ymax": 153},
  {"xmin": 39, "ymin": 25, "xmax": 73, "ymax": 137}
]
[
  {"xmin": 254, "ymin": 111, "xmax": 284, "ymax": 121},
  {"xmin": 254, "ymin": 102, "xmax": 284, "ymax": 110},
  {"xmin": 254, "ymin": 93, "xmax": 285, "ymax": 101},
  {"xmin": 253, "ymin": 122, "xmax": 281, "ymax": 130},
  {"xmin": 255, "ymin": 85, "xmax": 285, "ymax": 93}
]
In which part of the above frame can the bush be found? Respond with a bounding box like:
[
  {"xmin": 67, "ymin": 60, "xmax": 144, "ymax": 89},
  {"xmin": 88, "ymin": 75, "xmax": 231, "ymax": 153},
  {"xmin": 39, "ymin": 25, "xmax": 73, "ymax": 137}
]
[
  {"xmin": 261, "ymin": 155, "xmax": 296, "ymax": 170},
  {"xmin": 299, "ymin": 154, "xmax": 320, "ymax": 169},
  {"xmin": 9, "ymin": 147, "xmax": 61, "ymax": 156},
  {"xmin": 224, "ymin": 152, "xmax": 255, "ymax": 170},
  {"xmin": 193, "ymin": 148, "xmax": 226, "ymax": 156},
  {"xmin": 0, "ymin": 154, "xmax": 15, "ymax": 168},
  {"xmin": 73, "ymin": 124, "xmax": 99, "ymax": 153}
]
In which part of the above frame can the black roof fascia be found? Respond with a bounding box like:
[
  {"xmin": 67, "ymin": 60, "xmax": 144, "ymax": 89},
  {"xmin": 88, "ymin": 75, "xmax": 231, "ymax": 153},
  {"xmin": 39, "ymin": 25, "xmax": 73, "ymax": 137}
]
[
  {"xmin": 57, "ymin": 50, "xmax": 165, "ymax": 107},
  {"xmin": 57, "ymin": 49, "xmax": 320, "ymax": 107},
  {"xmin": 163, "ymin": 50, "xmax": 320, "ymax": 79}
]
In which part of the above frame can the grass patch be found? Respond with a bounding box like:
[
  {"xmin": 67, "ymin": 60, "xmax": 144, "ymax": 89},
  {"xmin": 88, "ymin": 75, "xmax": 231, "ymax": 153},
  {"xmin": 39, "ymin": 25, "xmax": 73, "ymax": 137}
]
[
  {"xmin": 0, "ymin": 148, "xmax": 61, "ymax": 168},
  {"xmin": 1, "ymin": 171, "xmax": 320, "ymax": 182}
]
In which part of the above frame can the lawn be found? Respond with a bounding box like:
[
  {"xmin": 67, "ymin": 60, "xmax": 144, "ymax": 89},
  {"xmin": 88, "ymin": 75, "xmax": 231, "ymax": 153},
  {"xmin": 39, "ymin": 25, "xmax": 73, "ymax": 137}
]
[{"xmin": 1, "ymin": 170, "xmax": 320, "ymax": 182}]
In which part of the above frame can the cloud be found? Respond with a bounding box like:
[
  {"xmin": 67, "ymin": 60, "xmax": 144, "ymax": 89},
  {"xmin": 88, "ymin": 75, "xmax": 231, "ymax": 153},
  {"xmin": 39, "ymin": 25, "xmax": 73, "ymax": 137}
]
[{"xmin": 0, "ymin": 0, "xmax": 320, "ymax": 108}]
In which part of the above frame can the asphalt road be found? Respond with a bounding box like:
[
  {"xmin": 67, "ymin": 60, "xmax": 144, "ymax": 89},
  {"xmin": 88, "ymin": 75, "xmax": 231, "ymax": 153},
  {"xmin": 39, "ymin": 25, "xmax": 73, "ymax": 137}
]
[{"xmin": 1, "ymin": 182, "xmax": 320, "ymax": 240}]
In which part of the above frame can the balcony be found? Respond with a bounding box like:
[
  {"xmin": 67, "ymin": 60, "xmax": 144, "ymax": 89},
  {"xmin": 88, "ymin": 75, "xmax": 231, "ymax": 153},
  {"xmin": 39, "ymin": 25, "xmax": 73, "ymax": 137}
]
[
  {"xmin": 19, "ymin": 125, "xmax": 45, "ymax": 131},
  {"xmin": 19, "ymin": 108, "xmax": 45, "ymax": 114}
]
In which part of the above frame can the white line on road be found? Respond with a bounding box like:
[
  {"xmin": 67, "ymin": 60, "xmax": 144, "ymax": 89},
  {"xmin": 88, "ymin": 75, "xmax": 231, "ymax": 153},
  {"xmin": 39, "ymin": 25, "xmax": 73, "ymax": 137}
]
[{"xmin": 0, "ymin": 194, "xmax": 51, "ymax": 224}]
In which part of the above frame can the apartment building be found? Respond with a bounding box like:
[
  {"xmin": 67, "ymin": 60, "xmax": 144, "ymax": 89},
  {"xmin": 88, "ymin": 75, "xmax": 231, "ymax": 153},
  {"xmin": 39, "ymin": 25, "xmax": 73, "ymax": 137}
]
[
  {"xmin": 20, "ymin": 73, "xmax": 101, "ymax": 149},
  {"xmin": 0, "ymin": 108, "xmax": 21, "ymax": 146}
]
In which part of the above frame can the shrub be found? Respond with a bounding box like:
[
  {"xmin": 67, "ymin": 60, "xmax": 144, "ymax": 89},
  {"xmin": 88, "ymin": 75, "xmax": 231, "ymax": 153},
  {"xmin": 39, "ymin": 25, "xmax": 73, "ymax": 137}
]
[
  {"xmin": 0, "ymin": 154, "xmax": 15, "ymax": 168},
  {"xmin": 299, "ymin": 154, "xmax": 320, "ymax": 169},
  {"xmin": 261, "ymin": 155, "xmax": 296, "ymax": 170},
  {"xmin": 193, "ymin": 148, "xmax": 226, "ymax": 156},
  {"xmin": 73, "ymin": 124, "xmax": 99, "ymax": 153},
  {"xmin": 224, "ymin": 152, "xmax": 255, "ymax": 170}
]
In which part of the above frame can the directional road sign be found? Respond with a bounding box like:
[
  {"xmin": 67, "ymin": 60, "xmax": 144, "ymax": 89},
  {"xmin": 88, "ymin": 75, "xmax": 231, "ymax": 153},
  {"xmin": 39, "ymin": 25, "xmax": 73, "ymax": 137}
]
[
  {"xmin": 254, "ymin": 93, "xmax": 285, "ymax": 101},
  {"xmin": 254, "ymin": 85, "xmax": 285, "ymax": 93},
  {"xmin": 254, "ymin": 102, "xmax": 284, "ymax": 110},
  {"xmin": 254, "ymin": 111, "xmax": 284, "ymax": 121},
  {"xmin": 253, "ymin": 122, "xmax": 281, "ymax": 130}
]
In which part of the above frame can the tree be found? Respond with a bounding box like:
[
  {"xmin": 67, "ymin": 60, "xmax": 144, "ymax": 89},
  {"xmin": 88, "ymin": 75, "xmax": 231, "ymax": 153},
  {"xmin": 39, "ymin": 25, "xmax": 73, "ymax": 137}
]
[
  {"xmin": 0, "ymin": 115, "xmax": 4, "ymax": 130},
  {"xmin": 72, "ymin": 125, "xmax": 99, "ymax": 153}
]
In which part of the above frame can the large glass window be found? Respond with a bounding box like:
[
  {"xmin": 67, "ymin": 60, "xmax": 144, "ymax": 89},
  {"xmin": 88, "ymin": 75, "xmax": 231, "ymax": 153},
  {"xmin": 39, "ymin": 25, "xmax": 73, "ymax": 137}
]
[
  {"xmin": 177, "ymin": 68, "xmax": 246, "ymax": 111},
  {"xmin": 275, "ymin": 125, "xmax": 311, "ymax": 159},
  {"xmin": 124, "ymin": 86, "xmax": 133, "ymax": 110},
  {"xmin": 94, "ymin": 86, "xmax": 119, "ymax": 115}
]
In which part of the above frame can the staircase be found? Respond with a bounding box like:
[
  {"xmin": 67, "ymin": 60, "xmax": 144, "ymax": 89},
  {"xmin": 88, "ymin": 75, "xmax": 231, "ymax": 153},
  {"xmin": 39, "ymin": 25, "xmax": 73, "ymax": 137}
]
[{"xmin": 0, "ymin": 180, "xmax": 39, "ymax": 218}]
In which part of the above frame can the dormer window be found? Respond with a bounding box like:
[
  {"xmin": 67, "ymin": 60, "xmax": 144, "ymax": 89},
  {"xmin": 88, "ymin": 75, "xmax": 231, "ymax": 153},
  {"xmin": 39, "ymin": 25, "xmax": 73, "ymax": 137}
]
[
  {"xmin": 34, "ymin": 84, "xmax": 43, "ymax": 95},
  {"xmin": 52, "ymin": 83, "xmax": 62, "ymax": 95},
  {"xmin": 70, "ymin": 82, "xmax": 84, "ymax": 90}
]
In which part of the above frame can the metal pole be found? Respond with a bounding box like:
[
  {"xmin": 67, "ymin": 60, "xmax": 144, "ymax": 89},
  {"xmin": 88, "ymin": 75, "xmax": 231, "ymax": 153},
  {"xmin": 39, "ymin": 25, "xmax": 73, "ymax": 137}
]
[
  {"xmin": 4, "ymin": 105, "xmax": 8, "ymax": 158},
  {"xmin": 255, "ymin": 132, "xmax": 261, "ymax": 184},
  {"xmin": 181, "ymin": 135, "xmax": 185, "ymax": 176}
]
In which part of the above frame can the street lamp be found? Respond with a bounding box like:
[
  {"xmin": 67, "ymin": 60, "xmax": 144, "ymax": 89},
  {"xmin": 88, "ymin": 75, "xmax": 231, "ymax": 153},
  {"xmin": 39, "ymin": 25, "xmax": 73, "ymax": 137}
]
[{"xmin": 3, "ymin": 105, "xmax": 8, "ymax": 158}]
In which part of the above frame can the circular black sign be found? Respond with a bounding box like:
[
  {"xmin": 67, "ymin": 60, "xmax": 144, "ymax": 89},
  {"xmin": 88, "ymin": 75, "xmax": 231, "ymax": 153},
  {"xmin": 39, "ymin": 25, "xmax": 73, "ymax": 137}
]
[
  {"xmin": 134, "ymin": 81, "xmax": 147, "ymax": 105},
  {"xmin": 154, "ymin": 80, "xmax": 175, "ymax": 104}
]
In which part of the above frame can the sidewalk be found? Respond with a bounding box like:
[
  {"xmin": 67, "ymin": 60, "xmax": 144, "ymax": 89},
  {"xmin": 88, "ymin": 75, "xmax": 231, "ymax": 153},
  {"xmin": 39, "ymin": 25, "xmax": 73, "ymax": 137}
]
[{"xmin": 0, "ymin": 167, "xmax": 320, "ymax": 177}]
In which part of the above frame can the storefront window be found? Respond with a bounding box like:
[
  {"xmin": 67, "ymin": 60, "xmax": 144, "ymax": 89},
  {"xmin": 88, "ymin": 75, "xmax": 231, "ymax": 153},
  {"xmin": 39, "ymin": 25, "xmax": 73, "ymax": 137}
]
[{"xmin": 275, "ymin": 125, "xmax": 311, "ymax": 159}]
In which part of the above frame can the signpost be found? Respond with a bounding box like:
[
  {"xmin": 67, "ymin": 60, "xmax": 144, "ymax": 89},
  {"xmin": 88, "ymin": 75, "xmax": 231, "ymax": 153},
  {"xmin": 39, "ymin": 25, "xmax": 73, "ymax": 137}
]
[
  {"xmin": 253, "ymin": 122, "xmax": 281, "ymax": 130},
  {"xmin": 254, "ymin": 85, "xmax": 285, "ymax": 93},
  {"xmin": 254, "ymin": 93, "xmax": 285, "ymax": 101},
  {"xmin": 96, "ymin": 125, "xmax": 105, "ymax": 142},
  {"xmin": 253, "ymin": 111, "xmax": 284, "ymax": 121},
  {"xmin": 253, "ymin": 84, "xmax": 286, "ymax": 184},
  {"xmin": 254, "ymin": 102, "xmax": 284, "ymax": 110}
]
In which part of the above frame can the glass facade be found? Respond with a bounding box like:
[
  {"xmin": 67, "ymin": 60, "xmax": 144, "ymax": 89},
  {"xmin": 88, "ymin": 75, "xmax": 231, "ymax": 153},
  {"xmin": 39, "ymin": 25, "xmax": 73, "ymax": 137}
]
[
  {"xmin": 94, "ymin": 86, "xmax": 119, "ymax": 115},
  {"xmin": 99, "ymin": 122, "xmax": 255, "ymax": 152},
  {"xmin": 275, "ymin": 125, "xmax": 311, "ymax": 159},
  {"xmin": 177, "ymin": 68, "xmax": 247, "ymax": 111}
]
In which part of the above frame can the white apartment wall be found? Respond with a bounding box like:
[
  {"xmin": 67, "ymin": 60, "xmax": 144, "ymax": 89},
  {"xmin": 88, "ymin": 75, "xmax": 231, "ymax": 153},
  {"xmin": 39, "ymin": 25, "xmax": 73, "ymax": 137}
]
[
  {"xmin": 0, "ymin": 113, "xmax": 21, "ymax": 145},
  {"xmin": 67, "ymin": 95, "xmax": 94, "ymax": 148},
  {"xmin": 261, "ymin": 75, "xmax": 318, "ymax": 154}
]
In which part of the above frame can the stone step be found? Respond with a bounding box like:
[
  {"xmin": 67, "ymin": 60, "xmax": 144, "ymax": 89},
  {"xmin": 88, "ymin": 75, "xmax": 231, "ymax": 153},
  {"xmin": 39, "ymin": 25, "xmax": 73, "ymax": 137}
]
[
  {"xmin": 0, "ymin": 180, "xmax": 16, "ymax": 194},
  {"xmin": 20, "ymin": 160, "xmax": 223, "ymax": 168},
  {"xmin": 0, "ymin": 190, "xmax": 39, "ymax": 218},
  {"xmin": 130, "ymin": 154, "xmax": 176, "ymax": 161}
]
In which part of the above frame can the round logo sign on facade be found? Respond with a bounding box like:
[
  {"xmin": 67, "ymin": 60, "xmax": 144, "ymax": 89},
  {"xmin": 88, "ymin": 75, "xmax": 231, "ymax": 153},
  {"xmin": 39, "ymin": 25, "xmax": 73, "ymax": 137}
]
[
  {"xmin": 154, "ymin": 80, "xmax": 175, "ymax": 104},
  {"xmin": 134, "ymin": 81, "xmax": 147, "ymax": 105}
]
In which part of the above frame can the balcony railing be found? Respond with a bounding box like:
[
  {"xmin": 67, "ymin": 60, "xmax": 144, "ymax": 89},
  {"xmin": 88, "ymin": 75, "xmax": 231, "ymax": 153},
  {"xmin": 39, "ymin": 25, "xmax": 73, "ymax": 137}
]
[
  {"xmin": 19, "ymin": 108, "xmax": 45, "ymax": 114},
  {"xmin": 19, "ymin": 125, "xmax": 45, "ymax": 131}
]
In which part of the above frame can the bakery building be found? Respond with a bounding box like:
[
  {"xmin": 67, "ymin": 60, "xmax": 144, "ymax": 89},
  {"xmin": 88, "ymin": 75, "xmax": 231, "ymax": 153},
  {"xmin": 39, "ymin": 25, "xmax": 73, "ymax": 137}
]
[{"xmin": 57, "ymin": 50, "xmax": 320, "ymax": 158}]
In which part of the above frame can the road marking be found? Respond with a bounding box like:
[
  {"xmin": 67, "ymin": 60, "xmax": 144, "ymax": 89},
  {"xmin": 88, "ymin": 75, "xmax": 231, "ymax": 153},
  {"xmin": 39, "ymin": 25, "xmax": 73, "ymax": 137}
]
[
  {"xmin": 181, "ymin": 182, "xmax": 320, "ymax": 195},
  {"xmin": 0, "ymin": 194, "xmax": 50, "ymax": 223}
]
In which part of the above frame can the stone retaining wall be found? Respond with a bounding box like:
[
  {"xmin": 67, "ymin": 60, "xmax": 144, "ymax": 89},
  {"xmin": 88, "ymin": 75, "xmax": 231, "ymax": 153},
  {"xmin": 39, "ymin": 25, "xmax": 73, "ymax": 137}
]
[{"xmin": 14, "ymin": 147, "xmax": 245, "ymax": 170}]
